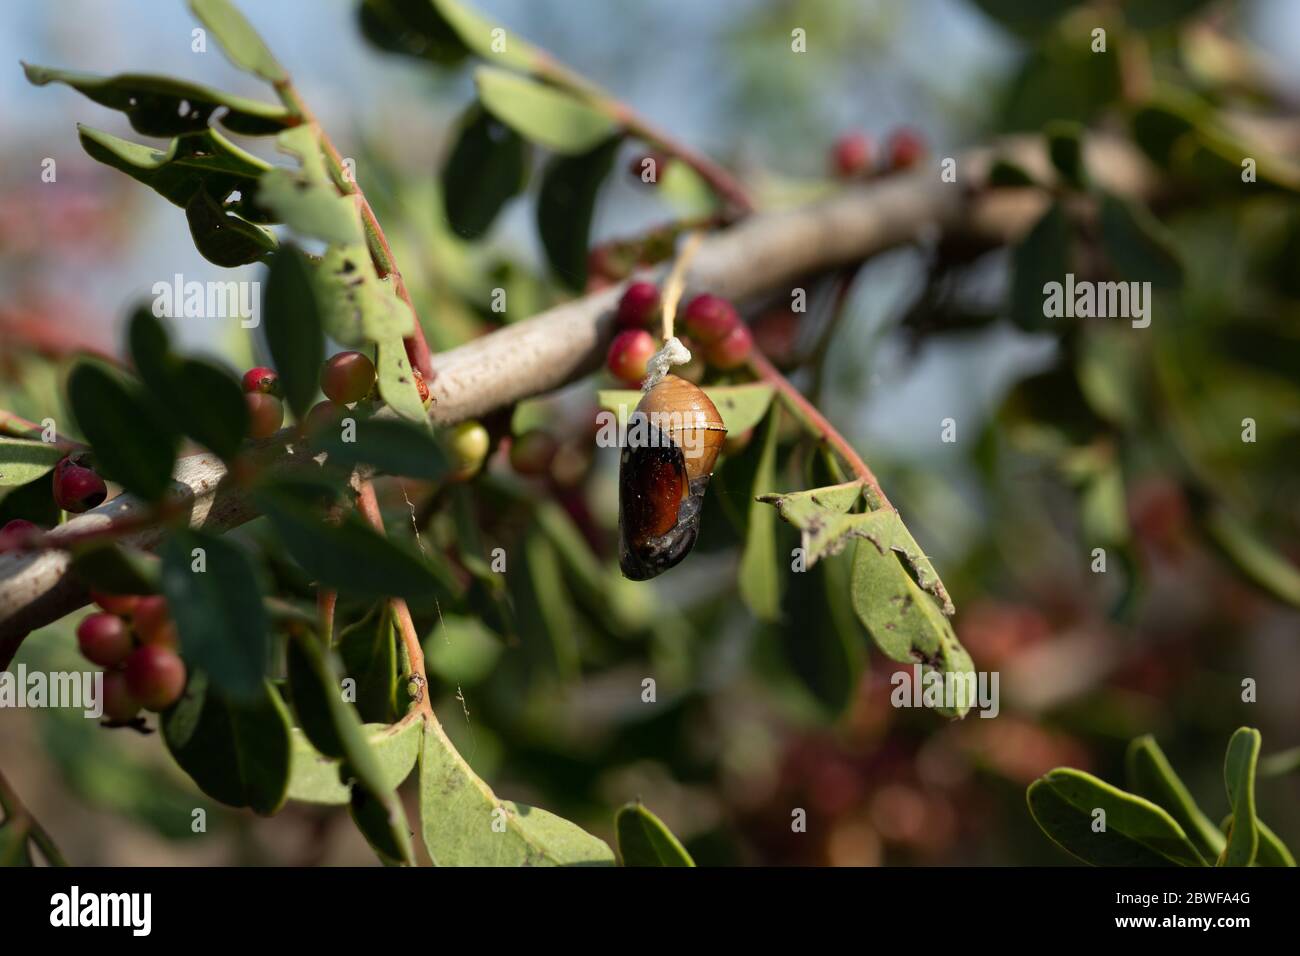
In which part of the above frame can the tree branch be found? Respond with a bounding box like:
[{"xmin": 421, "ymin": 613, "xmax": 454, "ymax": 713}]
[{"xmin": 0, "ymin": 133, "xmax": 1158, "ymax": 657}]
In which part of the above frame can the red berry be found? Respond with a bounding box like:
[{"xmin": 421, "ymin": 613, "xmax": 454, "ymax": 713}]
[
  {"xmin": 616, "ymin": 281, "xmax": 661, "ymax": 330},
  {"xmin": 101, "ymin": 671, "xmax": 142, "ymax": 723},
  {"xmin": 606, "ymin": 329, "xmax": 657, "ymax": 386},
  {"xmin": 509, "ymin": 429, "xmax": 559, "ymax": 476},
  {"xmin": 321, "ymin": 351, "xmax": 376, "ymax": 405},
  {"xmin": 886, "ymin": 127, "xmax": 926, "ymax": 170},
  {"xmin": 90, "ymin": 589, "xmax": 140, "ymax": 617},
  {"xmin": 831, "ymin": 131, "xmax": 873, "ymax": 178},
  {"xmin": 52, "ymin": 457, "xmax": 107, "ymax": 514},
  {"xmin": 241, "ymin": 366, "xmax": 280, "ymax": 395},
  {"xmin": 133, "ymin": 595, "xmax": 178, "ymax": 649},
  {"xmin": 682, "ymin": 294, "xmax": 740, "ymax": 346},
  {"xmin": 752, "ymin": 308, "xmax": 801, "ymax": 367},
  {"xmin": 77, "ymin": 612, "xmax": 134, "ymax": 667},
  {"xmin": 0, "ymin": 518, "xmax": 40, "ymax": 552},
  {"xmin": 303, "ymin": 400, "xmax": 346, "ymax": 437},
  {"xmin": 124, "ymin": 645, "xmax": 187, "ymax": 712},
  {"xmin": 705, "ymin": 323, "xmax": 753, "ymax": 369},
  {"xmin": 245, "ymin": 392, "xmax": 284, "ymax": 439}
]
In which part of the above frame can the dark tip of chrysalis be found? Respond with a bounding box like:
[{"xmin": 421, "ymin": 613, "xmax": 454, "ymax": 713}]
[{"xmin": 618, "ymin": 475, "xmax": 708, "ymax": 580}]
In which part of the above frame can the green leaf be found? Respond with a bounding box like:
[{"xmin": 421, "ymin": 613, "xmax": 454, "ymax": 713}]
[
  {"xmin": 739, "ymin": 408, "xmax": 781, "ymax": 621},
  {"xmin": 358, "ymin": 0, "xmax": 537, "ymax": 70},
  {"xmin": 0, "ymin": 438, "xmax": 63, "ymax": 487},
  {"xmin": 262, "ymin": 246, "xmax": 325, "ymax": 419},
  {"xmin": 161, "ymin": 530, "xmax": 269, "ymax": 700},
  {"xmin": 256, "ymin": 490, "xmax": 447, "ymax": 601},
  {"xmin": 1045, "ymin": 120, "xmax": 1086, "ymax": 189},
  {"xmin": 424, "ymin": 614, "xmax": 504, "ymax": 687},
  {"xmin": 340, "ymin": 607, "xmax": 400, "ymax": 723},
  {"xmin": 475, "ymin": 67, "xmax": 617, "ymax": 154},
  {"xmin": 311, "ymin": 416, "xmax": 448, "ymax": 480},
  {"xmin": 23, "ymin": 63, "xmax": 293, "ymax": 136},
  {"xmin": 418, "ymin": 715, "xmax": 614, "ymax": 866},
  {"xmin": 1078, "ymin": 457, "xmax": 1129, "ymax": 547},
  {"xmin": 1027, "ymin": 768, "xmax": 1207, "ymax": 866},
  {"xmin": 1221, "ymin": 727, "xmax": 1261, "ymax": 867},
  {"xmin": 76, "ymin": 125, "xmax": 272, "ymax": 219},
  {"xmin": 161, "ymin": 672, "xmax": 292, "ymax": 815},
  {"xmin": 315, "ymin": 244, "xmax": 413, "ymax": 347},
  {"xmin": 1125, "ymin": 735, "xmax": 1225, "ymax": 861},
  {"xmin": 257, "ymin": 126, "xmax": 362, "ymax": 246},
  {"xmin": 615, "ymin": 803, "xmax": 694, "ymax": 866},
  {"xmin": 375, "ymin": 335, "xmax": 429, "ymax": 424},
  {"xmin": 1009, "ymin": 201, "xmax": 1071, "ymax": 331},
  {"xmin": 286, "ymin": 718, "xmax": 422, "ymax": 805},
  {"xmin": 1099, "ymin": 193, "xmax": 1183, "ymax": 290},
  {"xmin": 1260, "ymin": 747, "xmax": 1300, "ymax": 778},
  {"xmin": 759, "ymin": 483, "xmax": 955, "ymax": 614},
  {"xmin": 1255, "ymin": 819, "xmax": 1296, "ymax": 867},
  {"xmin": 987, "ymin": 157, "xmax": 1039, "ymax": 187},
  {"xmin": 127, "ymin": 310, "xmax": 250, "ymax": 460},
  {"xmin": 536, "ymin": 137, "xmax": 620, "ymax": 289},
  {"xmin": 350, "ymin": 782, "xmax": 415, "ymax": 865},
  {"xmin": 772, "ymin": 551, "xmax": 863, "ymax": 716},
  {"xmin": 66, "ymin": 362, "xmax": 178, "ymax": 502},
  {"xmin": 1203, "ymin": 507, "xmax": 1300, "ymax": 608},
  {"xmin": 69, "ymin": 541, "xmax": 161, "ymax": 595},
  {"xmin": 189, "ymin": 0, "xmax": 287, "ymax": 83},
  {"xmin": 598, "ymin": 384, "xmax": 774, "ymax": 435},
  {"xmin": 184, "ymin": 185, "xmax": 276, "ymax": 267},
  {"xmin": 442, "ymin": 105, "xmax": 528, "ymax": 240}
]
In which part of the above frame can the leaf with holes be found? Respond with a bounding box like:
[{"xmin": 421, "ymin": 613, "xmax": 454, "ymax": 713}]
[
  {"xmin": 257, "ymin": 126, "xmax": 361, "ymax": 246},
  {"xmin": 185, "ymin": 186, "xmax": 276, "ymax": 267},
  {"xmin": 23, "ymin": 63, "xmax": 292, "ymax": 136}
]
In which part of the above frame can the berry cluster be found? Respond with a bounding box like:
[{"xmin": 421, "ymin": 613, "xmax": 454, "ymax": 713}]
[
  {"xmin": 242, "ymin": 349, "xmax": 386, "ymax": 440},
  {"xmin": 830, "ymin": 127, "xmax": 926, "ymax": 179},
  {"xmin": 605, "ymin": 284, "xmax": 754, "ymax": 386},
  {"xmin": 76, "ymin": 592, "xmax": 186, "ymax": 723}
]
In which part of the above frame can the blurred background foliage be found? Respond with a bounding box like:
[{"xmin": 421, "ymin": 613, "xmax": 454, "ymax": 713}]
[{"xmin": 2, "ymin": 0, "xmax": 1299, "ymax": 865}]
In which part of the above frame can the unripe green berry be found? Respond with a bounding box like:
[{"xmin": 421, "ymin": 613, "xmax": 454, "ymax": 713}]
[
  {"xmin": 449, "ymin": 421, "xmax": 490, "ymax": 472},
  {"xmin": 321, "ymin": 351, "xmax": 377, "ymax": 405}
]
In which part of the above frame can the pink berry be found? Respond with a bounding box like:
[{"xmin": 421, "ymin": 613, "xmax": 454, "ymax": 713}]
[
  {"xmin": 682, "ymin": 294, "xmax": 740, "ymax": 346},
  {"xmin": 752, "ymin": 308, "xmax": 801, "ymax": 367},
  {"xmin": 101, "ymin": 671, "xmax": 142, "ymax": 723},
  {"xmin": 245, "ymin": 392, "xmax": 284, "ymax": 439},
  {"xmin": 124, "ymin": 645, "xmax": 187, "ymax": 712},
  {"xmin": 133, "ymin": 595, "xmax": 178, "ymax": 649},
  {"xmin": 887, "ymin": 127, "xmax": 926, "ymax": 170},
  {"xmin": 90, "ymin": 589, "xmax": 140, "ymax": 617},
  {"xmin": 52, "ymin": 457, "xmax": 107, "ymax": 513},
  {"xmin": 241, "ymin": 366, "xmax": 280, "ymax": 395},
  {"xmin": 616, "ymin": 281, "xmax": 661, "ymax": 330},
  {"xmin": 321, "ymin": 351, "xmax": 376, "ymax": 405},
  {"xmin": 303, "ymin": 400, "xmax": 346, "ymax": 437},
  {"xmin": 0, "ymin": 518, "xmax": 40, "ymax": 553},
  {"xmin": 77, "ymin": 612, "xmax": 134, "ymax": 667},
  {"xmin": 705, "ymin": 323, "xmax": 753, "ymax": 370},
  {"xmin": 606, "ymin": 329, "xmax": 657, "ymax": 386},
  {"xmin": 831, "ymin": 132, "xmax": 873, "ymax": 178}
]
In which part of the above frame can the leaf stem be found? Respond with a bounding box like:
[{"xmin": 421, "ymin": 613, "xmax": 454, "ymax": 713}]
[
  {"xmin": 746, "ymin": 349, "xmax": 893, "ymax": 511},
  {"xmin": 0, "ymin": 409, "xmax": 84, "ymax": 452},
  {"xmin": 273, "ymin": 80, "xmax": 435, "ymax": 382},
  {"xmin": 354, "ymin": 479, "xmax": 434, "ymax": 720},
  {"xmin": 0, "ymin": 769, "xmax": 67, "ymax": 866}
]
